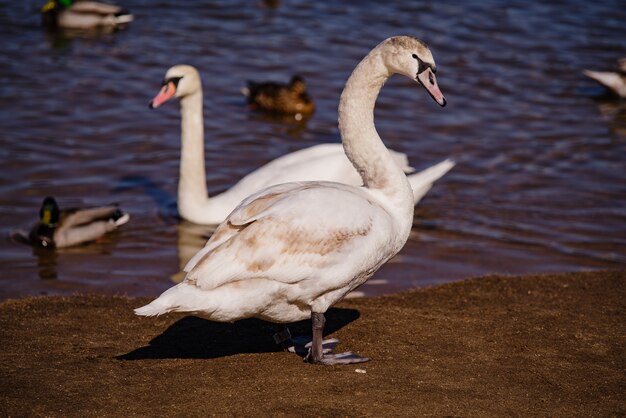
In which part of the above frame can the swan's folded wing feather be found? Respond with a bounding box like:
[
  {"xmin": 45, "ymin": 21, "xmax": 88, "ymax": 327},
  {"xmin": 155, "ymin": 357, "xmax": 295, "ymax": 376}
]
[
  {"xmin": 184, "ymin": 182, "xmax": 380, "ymax": 292},
  {"xmin": 224, "ymin": 145, "xmax": 347, "ymax": 197},
  {"xmin": 183, "ymin": 182, "xmax": 310, "ymax": 274}
]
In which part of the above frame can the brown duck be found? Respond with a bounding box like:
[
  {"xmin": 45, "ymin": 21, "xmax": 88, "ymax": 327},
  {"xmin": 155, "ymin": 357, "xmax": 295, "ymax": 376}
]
[{"xmin": 242, "ymin": 75, "xmax": 315, "ymax": 119}]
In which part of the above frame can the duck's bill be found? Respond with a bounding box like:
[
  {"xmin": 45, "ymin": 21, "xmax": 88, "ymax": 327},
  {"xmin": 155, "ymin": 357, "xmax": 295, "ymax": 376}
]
[
  {"xmin": 149, "ymin": 82, "xmax": 177, "ymax": 109},
  {"xmin": 417, "ymin": 69, "xmax": 446, "ymax": 107}
]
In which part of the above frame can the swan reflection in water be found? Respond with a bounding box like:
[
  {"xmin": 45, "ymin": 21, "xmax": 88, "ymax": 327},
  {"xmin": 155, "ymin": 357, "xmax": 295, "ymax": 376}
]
[{"xmin": 171, "ymin": 221, "xmax": 215, "ymax": 284}]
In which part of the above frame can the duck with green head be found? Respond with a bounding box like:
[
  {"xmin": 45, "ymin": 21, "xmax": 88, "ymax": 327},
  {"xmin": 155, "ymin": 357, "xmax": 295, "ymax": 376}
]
[
  {"xmin": 29, "ymin": 196, "xmax": 130, "ymax": 248},
  {"xmin": 41, "ymin": 0, "xmax": 134, "ymax": 30}
]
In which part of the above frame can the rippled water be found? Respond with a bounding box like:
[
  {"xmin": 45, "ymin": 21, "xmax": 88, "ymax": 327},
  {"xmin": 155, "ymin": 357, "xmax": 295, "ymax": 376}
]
[{"xmin": 1, "ymin": 0, "xmax": 625, "ymax": 300}]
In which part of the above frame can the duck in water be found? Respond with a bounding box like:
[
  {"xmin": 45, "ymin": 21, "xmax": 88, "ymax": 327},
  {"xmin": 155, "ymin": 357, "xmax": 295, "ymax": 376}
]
[
  {"xmin": 28, "ymin": 197, "xmax": 129, "ymax": 248},
  {"xmin": 41, "ymin": 0, "xmax": 133, "ymax": 31},
  {"xmin": 242, "ymin": 75, "xmax": 315, "ymax": 120}
]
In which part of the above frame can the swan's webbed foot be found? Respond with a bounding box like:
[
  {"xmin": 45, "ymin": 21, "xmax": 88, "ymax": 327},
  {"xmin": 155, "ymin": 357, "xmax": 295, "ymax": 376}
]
[
  {"xmin": 304, "ymin": 350, "xmax": 370, "ymax": 365},
  {"xmin": 303, "ymin": 312, "xmax": 370, "ymax": 366}
]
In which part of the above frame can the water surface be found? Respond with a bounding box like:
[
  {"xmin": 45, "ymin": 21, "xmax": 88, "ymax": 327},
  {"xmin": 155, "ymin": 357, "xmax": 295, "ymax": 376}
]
[{"xmin": 1, "ymin": 0, "xmax": 625, "ymax": 300}]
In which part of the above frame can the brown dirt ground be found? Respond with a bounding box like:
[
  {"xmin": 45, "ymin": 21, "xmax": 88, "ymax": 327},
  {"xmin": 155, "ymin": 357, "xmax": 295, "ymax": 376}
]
[{"xmin": 0, "ymin": 270, "xmax": 624, "ymax": 417}]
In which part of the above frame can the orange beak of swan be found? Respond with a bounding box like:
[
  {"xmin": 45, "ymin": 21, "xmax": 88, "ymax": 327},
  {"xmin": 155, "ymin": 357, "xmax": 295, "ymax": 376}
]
[
  {"xmin": 149, "ymin": 81, "xmax": 177, "ymax": 109},
  {"xmin": 417, "ymin": 68, "xmax": 446, "ymax": 107}
]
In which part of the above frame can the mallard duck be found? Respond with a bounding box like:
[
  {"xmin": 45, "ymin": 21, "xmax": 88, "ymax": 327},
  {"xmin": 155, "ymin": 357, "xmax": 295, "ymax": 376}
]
[
  {"xmin": 583, "ymin": 58, "xmax": 626, "ymax": 98},
  {"xmin": 136, "ymin": 36, "xmax": 448, "ymax": 365},
  {"xmin": 28, "ymin": 196, "xmax": 130, "ymax": 248},
  {"xmin": 41, "ymin": 0, "xmax": 134, "ymax": 30},
  {"xmin": 149, "ymin": 64, "xmax": 453, "ymax": 225},
  {"xmin": 242, "ymin": 75, "xmax": 315, "ymax": 119}
]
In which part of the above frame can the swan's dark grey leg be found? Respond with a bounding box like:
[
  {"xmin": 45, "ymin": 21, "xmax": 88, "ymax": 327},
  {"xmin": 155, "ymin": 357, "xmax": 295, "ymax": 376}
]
[
  {"xmin": 273, "ymin": 326, "xmax": 339, "ymax": 356},
  {"xmin": 304, "ymin": 312, "xmax": 370, "ymax": 365},
  {"xmin": 306, "ymin": 312, "xmax": 325, "ymax": 362}
]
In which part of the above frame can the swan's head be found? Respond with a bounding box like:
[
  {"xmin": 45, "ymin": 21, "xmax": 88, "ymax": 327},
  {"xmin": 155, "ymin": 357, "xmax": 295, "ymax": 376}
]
[
  {"xmin": 149, "ymin": 65, "xmax": 201, "ymax": 109},
  {"xmin": 379, "ymin": 36, "xmax": 446, "ymax": 107}
]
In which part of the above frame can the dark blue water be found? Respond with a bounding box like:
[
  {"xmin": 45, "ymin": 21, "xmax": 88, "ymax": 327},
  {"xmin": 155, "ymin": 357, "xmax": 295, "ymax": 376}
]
[{"xmin": 1, "ymin": 0, "xmax": 625, "ymax": 300}]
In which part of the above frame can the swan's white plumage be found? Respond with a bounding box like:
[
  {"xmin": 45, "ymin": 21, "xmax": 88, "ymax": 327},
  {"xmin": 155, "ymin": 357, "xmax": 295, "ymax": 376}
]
[
  {"xmin": 138, "ymin": 182, "xmax": 395, "ymax": 323},
  {"xmin": 136, "ymin": 36, "xmax": 449, "ymax": 336},
  {"xmin": 151, "ymin": 65, "xmax": 453, "ymax": 226}
]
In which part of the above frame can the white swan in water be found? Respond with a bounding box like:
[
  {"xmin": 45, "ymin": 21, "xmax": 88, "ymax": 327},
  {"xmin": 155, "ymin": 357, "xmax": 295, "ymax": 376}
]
[
  {"xmin": 136, "ymin": 36, "xmax": 448, "ymax": 364},
  {"xmin": 149, "ymin": 64, "xmax": 453, "ymax": 225}
]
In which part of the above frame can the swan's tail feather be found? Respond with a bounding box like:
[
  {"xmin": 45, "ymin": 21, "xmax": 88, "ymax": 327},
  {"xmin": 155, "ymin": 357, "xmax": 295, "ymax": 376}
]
[
  {"xmin": 134, "ymin": 283, "xmax": 213, "ymax": 318},
  {"xmin": 408, "ymin": 159, "xmax": 455, "ymax": 204},
  {"xmin": 134, "ymin": 284, "xmax": 185, "ymax": 317},
  {"xmin": 134, "ymin": 299, "xmax": 174, "ymax": 317}
]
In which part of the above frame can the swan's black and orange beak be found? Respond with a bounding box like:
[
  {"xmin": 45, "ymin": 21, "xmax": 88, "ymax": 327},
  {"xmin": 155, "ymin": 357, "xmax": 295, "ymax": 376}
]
[
  {"xmin": 416, "ymin": 68, "xmax": 446, "ymax": 107},
  {"xmin": 149, "ymin": 77, "xmax": 181, "ymax": 109}
]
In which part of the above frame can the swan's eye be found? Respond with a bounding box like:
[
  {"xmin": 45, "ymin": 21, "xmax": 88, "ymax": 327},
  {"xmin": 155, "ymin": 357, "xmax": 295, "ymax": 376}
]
[
  {"xmin": 412, "ymin": 53, "xmax": 426, "ymax": 74},
  {"xmin": 412, "ymin": 53, "xmax": 437, "ymax": 78},
  {"xmin": 163, "ymin": 76, "xmax": 183, "ymax": 87}
]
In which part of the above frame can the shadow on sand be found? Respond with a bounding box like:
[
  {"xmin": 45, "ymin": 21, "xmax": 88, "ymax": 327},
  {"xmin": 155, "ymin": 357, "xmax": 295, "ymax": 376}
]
[{"xmin": 118, "ymin": 307, "xmax": 361, "ymax": 360}]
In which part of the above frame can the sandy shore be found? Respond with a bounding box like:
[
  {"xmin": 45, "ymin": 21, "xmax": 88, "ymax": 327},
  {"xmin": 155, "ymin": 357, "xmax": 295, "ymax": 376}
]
[{"xmin": 1, "ymin": 270, "xmax": 624, "ymax": 417}]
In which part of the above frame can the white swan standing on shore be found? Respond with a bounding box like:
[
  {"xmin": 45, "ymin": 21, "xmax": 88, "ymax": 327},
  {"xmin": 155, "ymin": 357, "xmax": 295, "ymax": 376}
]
[
  {"xmin": 149, "ymin": 65, "xmax": 453, "ymax": 225},
  {"xmin": 136, "ymin": 36, "xmax": 448, "ymax": 365}
]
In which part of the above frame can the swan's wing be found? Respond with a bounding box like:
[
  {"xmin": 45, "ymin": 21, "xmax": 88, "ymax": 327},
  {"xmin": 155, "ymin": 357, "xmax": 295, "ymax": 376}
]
[
  {"xmin": 183, "ymin": 182, "xmax": 301, "ymax": 272},
  {"xmin": 220, "ymin": 145, "xmax": 362, "ymax": 201},
  {"xmin": 234, "ymin": 144, "xmax": 345, "ymax": 184},
  {"xmin": 183, "ymin": 181, "xmax": 382, "ymax": 292},
  {"xmin": 220, "ymin": 144, "xmax": 415, "ymax": 209}
]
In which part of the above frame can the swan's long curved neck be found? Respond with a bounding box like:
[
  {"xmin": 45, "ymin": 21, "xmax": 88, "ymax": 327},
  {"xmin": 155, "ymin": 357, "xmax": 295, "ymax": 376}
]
[
  {"xmin": 178, "ymin": 90, "xmax": 210, "ymax": 219},
  {"xmin": 338, "ymin": 49, "xmax": 414, "ymax": 214}
]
